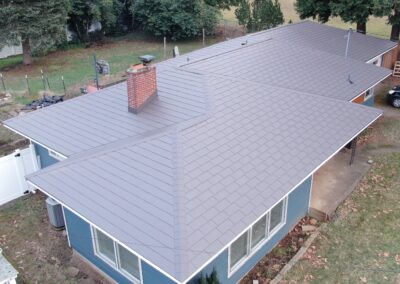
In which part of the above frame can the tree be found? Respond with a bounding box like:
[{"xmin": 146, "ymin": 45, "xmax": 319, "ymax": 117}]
[
  {"xmin": 295, "ymin": 0, "xmax": 332, "ymax": 23},
  {"xmin": 132, "ymin": 0, "xmax": 221, "ymax": 40},
  {"xmin": 235, "ymin": 0, "xmax": 284, "ymax": 32},
  {"xmin": 295, "ymin": 0, "xmax": 375, "ymax": 34},
  {"xmin": 373, "ymin": 0, "xmax": 400, "ymax": 41},
  {"xmin": 330, "ymin": 0, "xmax": 374, "ymax": 34},
  {"xmin": 0, "ymin": 0, "xmax": 68, "ymax": 65},
  {"xmin": 198, "ymin": 268, "xmax": 221, "ymax": 284}
]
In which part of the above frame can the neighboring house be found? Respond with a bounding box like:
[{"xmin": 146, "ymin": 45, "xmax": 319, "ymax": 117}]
[
  {"xmin": 1, "ymin": 21, "xmax": 395, "ymax": 284},
  {"xmin": 0, "ymin": 249, "xmax": 18, "ymax": 284},
  {"xmin": 0, "ymin": 45, "xmax": 22, "ymax": 60}
]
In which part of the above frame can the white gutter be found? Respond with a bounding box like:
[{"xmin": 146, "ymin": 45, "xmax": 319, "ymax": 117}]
[{"xmin": 2, "ymin": 124, "xmax": 68, "ymax": 160}]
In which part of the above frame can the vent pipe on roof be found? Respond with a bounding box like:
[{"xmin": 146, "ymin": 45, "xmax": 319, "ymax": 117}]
[{"xmin": 126, "ymin": 55, "xmax": 158, "ymax": 114}]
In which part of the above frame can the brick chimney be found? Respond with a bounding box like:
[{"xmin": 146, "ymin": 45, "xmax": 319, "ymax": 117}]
[{"xmin": 126, "ymin": 55, "xmax": 157, "ymax": 113}]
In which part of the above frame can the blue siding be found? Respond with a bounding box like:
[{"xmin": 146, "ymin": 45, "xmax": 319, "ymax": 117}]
[
  {"xmin": 63, "ymin": 176, "xmax": 312, "ymax": 284},
  {"xmin": 142, "ymin": 262, "xmax": 177, "ymax": 284},
  {"xmin": 64, "ymin": 208, "xmax": 177, "ymax": 284},
  {"xmin": 188, "ymin": 176, "xmax": 312, "ymax": 284},
  {"xmin": 363, "ymin": 96, "xmax": 375, "ymax": 107},
  {"xmin": 33, "ymin": 143, "xmax": 59, "ymax": 168}
]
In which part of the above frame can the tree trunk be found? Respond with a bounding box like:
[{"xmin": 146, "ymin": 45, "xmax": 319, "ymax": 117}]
[
  {"xmin": 391, "ymin": 23, "xmax": 400, "ymax": 42},
  {"xmin": 22, "ymin": 38, "xmax": 33, "ymax": 65},
  {"xmin": 356, "ymin": 22, "xmax": 366, "ymax": 34}
]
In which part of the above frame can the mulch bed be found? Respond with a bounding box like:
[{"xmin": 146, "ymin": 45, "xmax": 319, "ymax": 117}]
[{"xmin": 239, "ymin": 216, "xmax": 319, "ymax": 284}]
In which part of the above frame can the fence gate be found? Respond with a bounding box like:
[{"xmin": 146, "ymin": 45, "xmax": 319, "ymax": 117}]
[{"xmin": 0, "ymin": 144, "xmax": 39, "ymax": 206}]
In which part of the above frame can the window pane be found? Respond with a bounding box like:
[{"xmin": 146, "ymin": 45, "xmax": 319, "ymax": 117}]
[
  {"xmin": 118, "ymin": 245, "xmax": 140, "ymax": 279},
  {"xmin": 230, "ymin": 232, "xmax": 248, "ymax": 268},
  {"xmin": 270, "ymin": 200, "xmax": 284, "ymax": 232},
  {"xmin": 251, "ymin": 215, "xmax": 266, "ymax": 249},
  {"xmin": 96, "ymin": 229, "xmax": 116, "ymax": 263}
]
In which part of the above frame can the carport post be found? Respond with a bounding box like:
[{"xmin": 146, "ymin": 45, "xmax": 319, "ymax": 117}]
[{"xmin": 349, "ymin": 137, "xmax": 358, "ymax": 165}]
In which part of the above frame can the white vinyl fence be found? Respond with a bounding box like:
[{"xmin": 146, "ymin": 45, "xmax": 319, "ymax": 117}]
[{"xmin": 0, "ymin": 145, "xmax": 39, "ymax": 206}]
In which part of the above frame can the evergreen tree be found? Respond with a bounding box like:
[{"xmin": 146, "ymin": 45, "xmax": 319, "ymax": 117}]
[
  {"xmin": 330, "ymin": 0, "xmax": 374, "ymax": 34},
  {"xmin": 373, "ymin": 0, "xmax": 400, "ymax": 41},
  {"xmin": 235, "ymin": 0, "xmax": 284, "ymax": 32},
  {"xmin": 0, "ymin": 0, "xmax": 68, "ymax": 65},
  {"xmin": 295, "ymin": 0, "xmax": 376, "ymax": 34},
  {"xmin": 295, "ymin": 0, "xmax": 332, "ymax": 23}
]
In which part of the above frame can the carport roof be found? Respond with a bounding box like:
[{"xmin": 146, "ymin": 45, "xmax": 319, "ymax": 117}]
[{"xmin": 27, "ymin": 74, "xmax": 382, "ymax": 283}]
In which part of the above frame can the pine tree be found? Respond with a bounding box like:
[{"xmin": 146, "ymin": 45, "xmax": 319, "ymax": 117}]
[
  {"xmin": 235, "ymin": 0, "xmax": 284, "ymax": 32},
  {"xmin": 0, "ymin": 0, "xmax": 69, "ymax": 65},
  {"xmin": 373, "ymin": 0, "xmax": 400, "ymax": 41},
  {"xmin": 295, "ymin": 0, "xmax": 332, "ymax": 23},
  {"xmin": 330, "ymin": 0, "xmax": 374, "ymax": 34}
]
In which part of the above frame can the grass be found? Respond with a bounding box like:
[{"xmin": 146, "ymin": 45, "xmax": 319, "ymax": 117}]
[
  {"xmin": 282, "ymin": 152, "xmax": 400, "ymax": 283},
  {"xmin": 0, "ymin": 55, "xmax": 22, "ymax": 70},
  {"xmin": 0, "ymin": 34, "xmax": 222, "ymax": 101},
  {"xmin": 222, "ymin": 0, "xmax": 392, "ymax": 38}
]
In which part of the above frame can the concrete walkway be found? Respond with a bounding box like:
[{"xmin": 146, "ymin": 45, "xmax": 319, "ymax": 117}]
[{"xmin": 310, "ymin": 148, "xmax": 371, "ymax": 220}]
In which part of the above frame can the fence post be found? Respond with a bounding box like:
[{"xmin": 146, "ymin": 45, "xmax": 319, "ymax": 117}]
[
  {"xmin": 93, "ymin": 53, "xmax": 99, "ymax": 89},
  {"xmin": 163, "ymin": 37, "xmax": 167, "ymax": 59},
  {"xmin": 45, "ymin": 75, "xmax": 51, "ymax": 91},
  {"xmin": 202, "ymin": 28, "xmax": 205, "ymax": 46},
  {"xmin": 61, "ymin": 75, "xmax": 66, "ymax": 96},
  {"xmin": 41, "ymin": 69, "xmax": 46, "ymax": 90},
  {"xmin": 25, "ymin": 75, "xmax": 30, "ymax": 96},
  {"xmin": 0, "ymin": 73, "xmax": 6, "ymax": 93}
]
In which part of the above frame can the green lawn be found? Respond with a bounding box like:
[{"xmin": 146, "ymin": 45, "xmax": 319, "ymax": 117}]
[
  {"xmin": 0, "ymin": 34, "xmax": 221, "ymax": 101},
  {"xmin": 222, "ymin": 0, "xmax": 392, "ymax": 39},
  {"xmin": 282, "ymin": 152, "xmax": 400, "ymax": 283}
]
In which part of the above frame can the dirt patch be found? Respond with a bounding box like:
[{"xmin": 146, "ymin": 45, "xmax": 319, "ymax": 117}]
[
  {"xmin": 239, "ymin": 217, "xmax": 320, "ymax": 284},
  {"xmin": 0, "ymin": 192, "xmax": 109, "ymax": 284}
]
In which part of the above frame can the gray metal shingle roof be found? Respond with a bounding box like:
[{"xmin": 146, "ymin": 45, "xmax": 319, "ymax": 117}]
[
  {"xmin": 183, "ymin": 39, "xmax": 391, "ymax": 102},
  {"xmin": 27, "ymin": 75, "xmax": 382, "ymax": 282},
  {"xmin": 4, "ymin": 21, "xmax": 391, "ymax": 282},
  {"xmin": 4, "ymin": 69, "xmax": 208, "ymax": 156}
]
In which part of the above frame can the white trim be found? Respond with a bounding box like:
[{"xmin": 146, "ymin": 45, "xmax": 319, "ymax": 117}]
[
  {"xmin": 48, "ymin": 149, "xmax": 67, "ymax": 161},
  {"xmin": 366, "ymin": 55, "xmax": 383, "ymax": 66},
  {"xmin": 26, "ymin": 113, "xmax": 382, "ymax": 284},
  {"xmin": 351, "ymin": 73, "xmax": 391, "ymax": 103},
  {"xmin": 365, "ymin": 45, "xmax": 397, "ymax": 64},
  {"xmin": 227, "ymin": 196, "xmax": 288, "ymax": 278},
  {"xmin": 61, "ymin": 205, "xmax": 71, "ymax": 247},
  {"xmin": 27, "ymin": 180, "xmax": 176, "ymax": 283},
  {"xmin": 2, "ymin": 124, "xmax": 68, "ymax": 160},
  {"xmin": 180, "ymin": 112, "xmax": 382, "ymax": 283},
  {"xmin": 308, "ymin": 174, "xmax": 314, "ymax": 211},
  {"xmin": 92, "ymin": 226, "xmax": 142, "ymax": 284}
]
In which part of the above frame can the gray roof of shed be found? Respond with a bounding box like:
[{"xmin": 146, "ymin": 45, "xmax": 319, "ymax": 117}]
[{"xmin": 27, "ymin": 75, "xmax": 382, "ymax": 282}]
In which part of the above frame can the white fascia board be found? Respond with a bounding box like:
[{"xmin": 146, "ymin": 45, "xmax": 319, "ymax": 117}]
[
  {"xmin": 26, "ymin": 180, "xmax": 182, "ymax": 284},
  {"xmin": 365, "ymin": 44, "xmax": 397, "ymax": 63},
  {"xmin": 2, "ymin": 124, "xmax": 68, "ymax": 160},
  {"xmin": 25, "ymin": 112, "xmax": 383, "ymax": 284}
]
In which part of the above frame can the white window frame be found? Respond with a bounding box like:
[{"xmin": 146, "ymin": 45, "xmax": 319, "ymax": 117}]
[
  {"xmin": 228, "ymin": 196, "xmax": 288, "ymax": 276},
  {"xmin": 364, "ymin": 87, "xmax": 375, "ymax": 101},
  {"xmin": 48, "ymin": 149, "xmax": 66, "ymax": 161},
  {"xmin": 91, "ymin": 227, "xmax": 142, "ymax": 283}
]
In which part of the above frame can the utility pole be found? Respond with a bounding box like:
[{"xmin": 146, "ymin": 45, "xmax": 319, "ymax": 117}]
[{"xmin": 345, "ymin": 28, "xmax": 354, "ymax": 84}]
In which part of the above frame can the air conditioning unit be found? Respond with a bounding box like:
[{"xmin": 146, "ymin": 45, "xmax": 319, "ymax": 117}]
[{"xmin": 46, "ymin": 197, "xmax": 65, "ymax": 229}]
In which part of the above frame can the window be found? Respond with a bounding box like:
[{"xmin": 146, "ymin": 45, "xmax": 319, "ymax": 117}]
[
  {"xmin": 364, "ymin": 88, "xmax": 374, "ymax": 101},
  {"xmin": 228, "ymin": 197, "xmax": 288, "ymax": 274},
  {"xmin": 230, "ymin": 231, "xmax": 249, "ymax": 269},
  {"xmin": 95, "ymin": 229, "xmax": 116, "ymax": 264},
  {"xmin": 118, "ymin": 244, "xmax": 140, "ymax": 280},
  {"xmin": 251, "ymin": 214, "xmax": 267, "ymax": 249},
  {"xmin": 48, "ymin": 149, "xmax": 66, "ymax": 161},
  {"xmin": 92, "ymin": 227, "xmax": 141, "ymax": 283},
  {"xmin": 270, "ymin": 199, "xmax": 285, "ymax": 233}
]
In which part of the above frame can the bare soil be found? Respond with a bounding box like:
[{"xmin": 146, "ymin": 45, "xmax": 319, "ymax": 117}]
[
  {"xmin": 0, "ymin": 192, "xmax": 110, "ymax": 284},
  {"xmin": 239, "ymin": 217, "xmax": 319, "ymax": 284}
]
